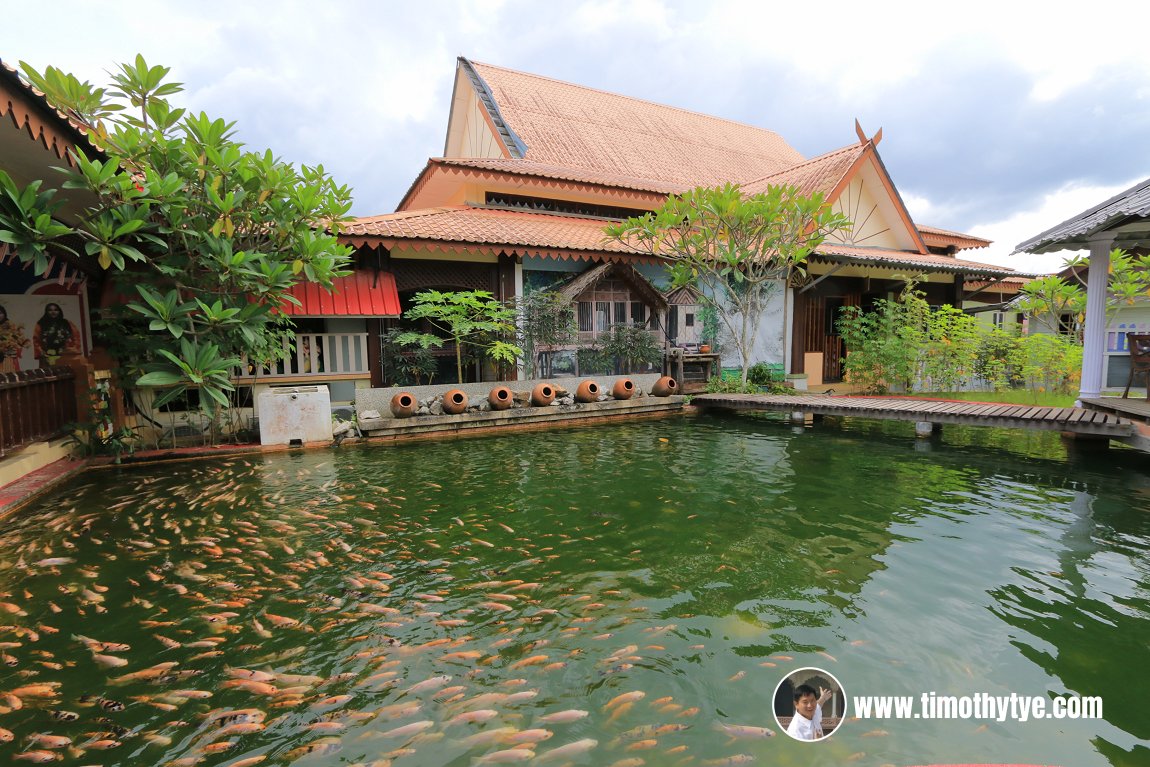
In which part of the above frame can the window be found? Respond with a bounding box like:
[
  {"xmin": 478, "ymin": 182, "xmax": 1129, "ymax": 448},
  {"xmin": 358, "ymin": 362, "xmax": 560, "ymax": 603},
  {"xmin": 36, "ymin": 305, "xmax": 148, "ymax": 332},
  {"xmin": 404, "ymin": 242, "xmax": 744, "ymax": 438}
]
[
  {"xmin": 578, "ymin": 302, "xmax": 593, "ymax": 332},
  {"xmin": 685, "ymin": 313, "xmax": 695, "ymax": 327},
  {"xmin": 614, "ymin": 301, "xmax": 627, "ymax": 325},
  {"xmin": 992, "ymin": 311, "xmax": 1006, "ymax": 329},
  {"xmin": 595, "ymin": 301, "xmax": 610, "ymax": 332},
  {"xmin": 630, "ymin": 302, "xmax": 647, "ymax": 326},
  {"xmin": 1058, "ymin": 313, "xmax": 1076, "ymax": 336}
]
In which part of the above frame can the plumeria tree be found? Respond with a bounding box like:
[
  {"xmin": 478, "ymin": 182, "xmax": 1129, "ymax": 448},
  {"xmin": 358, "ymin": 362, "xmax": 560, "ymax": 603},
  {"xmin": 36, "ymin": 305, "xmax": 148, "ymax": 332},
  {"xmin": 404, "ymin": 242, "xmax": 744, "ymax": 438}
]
[
  {"xmin": 0, "ymin": 56, "xmax": 353, "ymax": 417},
  {"xmin": 397, "ymin": 290, "xmax": 522, "ymax": 384},
  {"xmin": 606, "ymin": 183, "xmax": 850, "ymax": 384},
  {"xmin": 1017, "ymin": 248, "xmax": 1150, "ymax": 336}
]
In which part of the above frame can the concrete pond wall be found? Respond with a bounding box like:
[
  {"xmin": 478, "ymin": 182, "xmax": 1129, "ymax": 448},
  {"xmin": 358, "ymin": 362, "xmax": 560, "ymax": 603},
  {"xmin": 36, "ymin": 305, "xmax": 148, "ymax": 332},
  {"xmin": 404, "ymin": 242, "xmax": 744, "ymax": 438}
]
[
  {"xmin": 353, "ymin": 374, "xmax": 682, "ymax": 440},
  {"xmin": 355, "ymin": 374, "xmax": 667, "ymax": 418}
]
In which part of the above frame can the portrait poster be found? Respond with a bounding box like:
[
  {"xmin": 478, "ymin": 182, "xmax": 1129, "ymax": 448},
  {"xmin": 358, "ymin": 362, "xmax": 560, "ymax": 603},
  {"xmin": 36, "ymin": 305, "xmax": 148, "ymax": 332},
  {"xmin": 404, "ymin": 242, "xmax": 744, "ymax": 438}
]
[{"xmin": 0, "ymin": 293, "xmax": 88, "ymax": 372}]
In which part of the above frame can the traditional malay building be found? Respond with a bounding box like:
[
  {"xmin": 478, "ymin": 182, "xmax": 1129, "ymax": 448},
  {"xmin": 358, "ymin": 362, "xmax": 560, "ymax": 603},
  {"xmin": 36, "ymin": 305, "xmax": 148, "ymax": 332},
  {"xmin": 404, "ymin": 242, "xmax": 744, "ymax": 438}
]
[
  {"xmin": 337, "ymin": 58, "xmax": 1013, "ymax": 387},
  {"xmin": 0, "ymin": 54, "xmax": 1022, "ymax": 480}
]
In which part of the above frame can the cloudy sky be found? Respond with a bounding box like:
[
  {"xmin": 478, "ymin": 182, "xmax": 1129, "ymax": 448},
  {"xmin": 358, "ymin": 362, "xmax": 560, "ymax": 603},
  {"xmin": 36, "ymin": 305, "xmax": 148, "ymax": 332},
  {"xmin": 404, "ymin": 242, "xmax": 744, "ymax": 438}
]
[{"xmin": 3, "ymin": 1, "xmax": 1148, "ymax": 273}]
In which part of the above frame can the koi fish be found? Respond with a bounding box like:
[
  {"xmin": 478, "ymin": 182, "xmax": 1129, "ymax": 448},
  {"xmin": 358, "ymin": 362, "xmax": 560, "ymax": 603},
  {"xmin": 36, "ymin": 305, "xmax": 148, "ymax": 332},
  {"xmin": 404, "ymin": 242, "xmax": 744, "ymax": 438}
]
[
  {"xmin": 535, "ymin": 738, "xmax": 598, "ymax": 762},
  {"xmin": 714, "ymin": 723, "xmax": 775, "ymax": 738},
  {"xmin": 604, "ymin": 691, "xmax": 645, "ymax": 710},
  {"xmin": 475, "ymin": 749, "xmax": 534, "ymax": 763},
  {"xmin": 538, "ymin": 709, "xmax": 589, "ymax": 724}
]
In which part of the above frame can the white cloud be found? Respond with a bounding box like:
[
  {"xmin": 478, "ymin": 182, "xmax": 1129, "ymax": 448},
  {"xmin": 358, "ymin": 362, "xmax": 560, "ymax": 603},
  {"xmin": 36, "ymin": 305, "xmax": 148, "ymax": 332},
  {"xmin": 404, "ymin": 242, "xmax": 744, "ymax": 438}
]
[
  {"xmin": 3, "ymin": 0, "xmax": 1149, "ymax": 223},
  {"xmin": 962, "ymin": 178, "xmax": 1142, "ymax": 273}
]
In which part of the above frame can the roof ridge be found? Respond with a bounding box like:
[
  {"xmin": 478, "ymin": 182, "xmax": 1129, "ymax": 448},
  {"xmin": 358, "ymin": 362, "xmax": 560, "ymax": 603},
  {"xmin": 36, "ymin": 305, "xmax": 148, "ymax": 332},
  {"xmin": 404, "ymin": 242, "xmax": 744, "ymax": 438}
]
[
  {"xmin": 351, "ymin": 206, "xmax": 465, "ymax": 223},
  {"xmin": 466, "ymin": 59, "xmax": 798, "ymax": 149},
  {"xmin": 743, "ymin": 142, "xmax": 864, "ymax": 188},
  {"xmin": 430, "ymin": 156, "xmax": 682, "ymax": 191}
]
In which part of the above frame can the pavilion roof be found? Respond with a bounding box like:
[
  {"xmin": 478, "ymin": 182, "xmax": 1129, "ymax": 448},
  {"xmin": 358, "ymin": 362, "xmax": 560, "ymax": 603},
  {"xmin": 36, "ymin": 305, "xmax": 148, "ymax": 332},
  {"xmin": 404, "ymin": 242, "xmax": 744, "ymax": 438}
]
[{"xmin": 1015, "ymin": 176, "xmax": 1150, "ymax": 254}]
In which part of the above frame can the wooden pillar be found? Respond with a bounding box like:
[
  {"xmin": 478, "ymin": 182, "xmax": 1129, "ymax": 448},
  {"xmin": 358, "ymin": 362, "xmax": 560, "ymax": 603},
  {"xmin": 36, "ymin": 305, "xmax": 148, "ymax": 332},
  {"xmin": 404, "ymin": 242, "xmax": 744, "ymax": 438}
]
[
  {"xmin": 791, "ymin": 288, "xmax": 807, "ymax": 374},
  {"xmin": 952, "ymin": 273, "xmax": 966, "ymax": 308},
  {"xmin": 497, "ymin": 253, "xmax": 517, "ymax": 304},
  {"xmin": 367, "ymin": 318, "xmax": 383, "ymax": 388},
  {"xmin": 1079, "ymin": 233, "xmax": 1114, "ymax": 401}
]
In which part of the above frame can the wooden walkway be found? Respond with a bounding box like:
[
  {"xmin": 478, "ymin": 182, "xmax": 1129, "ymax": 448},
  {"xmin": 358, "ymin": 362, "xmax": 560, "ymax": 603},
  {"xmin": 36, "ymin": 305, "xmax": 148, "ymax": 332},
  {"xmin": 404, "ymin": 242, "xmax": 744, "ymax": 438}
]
[{"xmin": 692, "ymin": 394, "xmax": 1137, "ymax": 438}]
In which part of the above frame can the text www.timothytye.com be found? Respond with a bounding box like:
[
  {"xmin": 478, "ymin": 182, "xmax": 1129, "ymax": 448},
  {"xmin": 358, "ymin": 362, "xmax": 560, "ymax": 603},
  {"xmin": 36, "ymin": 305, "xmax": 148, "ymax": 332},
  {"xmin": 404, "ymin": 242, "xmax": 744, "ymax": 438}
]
[{"xmin": 853, "ymin": 693, "xmax": 1103, "ymax": 722}]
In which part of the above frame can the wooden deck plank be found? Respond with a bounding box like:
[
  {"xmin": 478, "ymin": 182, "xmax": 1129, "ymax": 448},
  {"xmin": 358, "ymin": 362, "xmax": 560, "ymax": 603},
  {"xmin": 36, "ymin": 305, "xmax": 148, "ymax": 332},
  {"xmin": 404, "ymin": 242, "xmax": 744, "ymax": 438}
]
[{"xmin": 690, "ymin": 394, "xmax": 1135, "ymax": 438}]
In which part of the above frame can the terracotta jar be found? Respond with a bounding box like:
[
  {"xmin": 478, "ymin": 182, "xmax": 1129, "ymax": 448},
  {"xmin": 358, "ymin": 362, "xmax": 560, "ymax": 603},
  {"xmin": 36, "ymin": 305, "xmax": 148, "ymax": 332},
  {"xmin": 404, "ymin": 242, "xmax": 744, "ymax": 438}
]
[
  {"xmin": 650, "ymin": 376, "xmax": 679, "ymax": 397},
  {"xmin": 441, "ymin": 389, "xmax": 469, "ymax": 415},
  {"xmin": 389, "ymin": 391, "xmax": 418, "ymax": 418},
  {"xmin": 574, "ymin": 379, "xmax": 600, "ymax": 403},
  {"xmin": 531, "ymin": 382, "xmax": 556, "ymax": 407},
  {"xmin": 611, "ymin": 378, "xmax": 635, "ymax": 400},
  {"xmin": 488, "ymin": 385, "xmax": 513, "ymax": 411}
]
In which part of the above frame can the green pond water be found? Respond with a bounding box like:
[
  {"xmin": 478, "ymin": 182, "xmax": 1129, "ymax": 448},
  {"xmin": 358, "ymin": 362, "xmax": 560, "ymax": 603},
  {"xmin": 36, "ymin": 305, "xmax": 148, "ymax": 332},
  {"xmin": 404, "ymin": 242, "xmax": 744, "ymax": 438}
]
[{"xmin": 0, "ymin": 413, "xmax": 1147, "ymax": 767}]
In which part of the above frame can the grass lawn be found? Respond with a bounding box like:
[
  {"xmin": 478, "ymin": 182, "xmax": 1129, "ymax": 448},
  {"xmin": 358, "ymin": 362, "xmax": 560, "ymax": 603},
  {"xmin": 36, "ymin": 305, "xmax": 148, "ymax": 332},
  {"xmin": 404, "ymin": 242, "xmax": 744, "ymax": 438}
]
[{"xmin": 906, "ymin": 390, "xmax": 1077, "ymax": 408}]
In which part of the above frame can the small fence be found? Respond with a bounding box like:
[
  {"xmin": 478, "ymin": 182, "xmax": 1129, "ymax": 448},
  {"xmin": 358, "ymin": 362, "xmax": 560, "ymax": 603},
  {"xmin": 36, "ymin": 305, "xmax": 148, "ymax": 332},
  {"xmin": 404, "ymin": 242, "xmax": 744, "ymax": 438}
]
[
  {"xmin": 235, "ymin": 333, "xmax": 370, "ymax": 380},
  {"xmin": 0, "ymin": 365, "xmax": 77, "ymax": 457}
]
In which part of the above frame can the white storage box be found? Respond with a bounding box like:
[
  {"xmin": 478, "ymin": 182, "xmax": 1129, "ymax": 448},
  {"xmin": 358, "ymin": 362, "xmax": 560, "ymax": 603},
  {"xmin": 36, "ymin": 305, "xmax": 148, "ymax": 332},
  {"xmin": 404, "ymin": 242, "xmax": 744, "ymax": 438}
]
[{"xmin": 257, "ymin": 386, "xmax": 333, "ymax": 446}]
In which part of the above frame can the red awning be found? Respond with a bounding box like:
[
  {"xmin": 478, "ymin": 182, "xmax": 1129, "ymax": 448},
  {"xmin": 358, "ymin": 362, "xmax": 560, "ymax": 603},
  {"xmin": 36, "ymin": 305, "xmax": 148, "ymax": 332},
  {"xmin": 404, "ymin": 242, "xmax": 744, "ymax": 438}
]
[{"xmin": 280, "ymin": 270, "xmax": 401, "ymax": 318}]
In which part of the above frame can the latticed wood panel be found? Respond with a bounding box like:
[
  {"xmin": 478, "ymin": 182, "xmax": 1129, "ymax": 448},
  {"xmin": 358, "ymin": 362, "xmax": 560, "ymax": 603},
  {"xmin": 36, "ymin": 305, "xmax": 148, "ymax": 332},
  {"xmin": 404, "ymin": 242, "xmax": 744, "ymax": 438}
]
[{"xmin": 393, "ymin": 261, "xmax": 497, "ymax": 294}]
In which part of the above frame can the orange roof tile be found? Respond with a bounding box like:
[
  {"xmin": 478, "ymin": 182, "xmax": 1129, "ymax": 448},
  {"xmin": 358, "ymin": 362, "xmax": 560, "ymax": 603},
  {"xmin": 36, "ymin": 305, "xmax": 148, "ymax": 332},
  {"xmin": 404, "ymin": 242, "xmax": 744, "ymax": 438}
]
[
  {"xmin": 964, "ymin": 275, "xmax": 1033, "ymax": 292},
  {"xmin": 433, "ymin": 157, "xmax": 685, "ymax": 195},
  {"xmin": 814, "ymin": 243, "xmax": 1016, "ymax": 276},
  {"xmin": 741, "ymin": 143, "xmax": 866, "ymax": 198},
  {"xmin": 468, "ymin": 60, "xmax": 806, "ymax": 188},
  {"xmin": 343, "ymin": 206, "xmax": 658, "ymax": 264},
  {"xmin": 918, "ymin": 224, "xmax": 992, "ymax": 251}
]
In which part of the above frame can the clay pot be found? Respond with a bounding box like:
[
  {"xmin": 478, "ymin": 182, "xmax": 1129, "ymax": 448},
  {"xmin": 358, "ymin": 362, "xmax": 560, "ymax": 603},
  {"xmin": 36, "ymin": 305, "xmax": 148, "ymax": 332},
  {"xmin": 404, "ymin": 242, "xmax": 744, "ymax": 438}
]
[
  {"xmin": 650, "ymin": 376, "xmax": 679, "ymax": 397},
  {"xmin": 389, "ymin": 392, "xmax": 418, "ymax": 418},
  {"xmin": 531, "ymin": 382, "xmax": 556, "ymax": 407},
  {"xmin": 574, "ymin": 380, "xmax": 600, "ymax": 403},
  {"xmin": 488, "ymin": 385, "xmax": 513, "ymax": 411},
  {"xmin": 699, "ymin": 344, "xmax": 712, "ymax": 354},
  {"xmin": 611, "ymin": 378, "xmax": 635, "ymax": 400},
  {"xmin": 441, "ymin": 389, "xmax": 469, "ymax": 415}
]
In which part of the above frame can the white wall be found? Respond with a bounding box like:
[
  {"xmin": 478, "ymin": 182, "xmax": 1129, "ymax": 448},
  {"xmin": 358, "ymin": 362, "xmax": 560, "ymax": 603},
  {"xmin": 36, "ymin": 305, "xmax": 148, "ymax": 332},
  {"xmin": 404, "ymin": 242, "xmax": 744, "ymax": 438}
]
[{"xmin": 711, "ymin": 280, "xmax": 787, "ymax": 370}]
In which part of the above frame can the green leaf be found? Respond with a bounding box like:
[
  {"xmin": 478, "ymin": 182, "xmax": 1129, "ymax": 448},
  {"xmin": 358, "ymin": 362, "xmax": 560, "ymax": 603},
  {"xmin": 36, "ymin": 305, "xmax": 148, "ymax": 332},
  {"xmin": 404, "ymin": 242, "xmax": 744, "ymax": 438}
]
[{"xmin": 136, "ymin": 371, "xmax": 185, "ymax": 387}]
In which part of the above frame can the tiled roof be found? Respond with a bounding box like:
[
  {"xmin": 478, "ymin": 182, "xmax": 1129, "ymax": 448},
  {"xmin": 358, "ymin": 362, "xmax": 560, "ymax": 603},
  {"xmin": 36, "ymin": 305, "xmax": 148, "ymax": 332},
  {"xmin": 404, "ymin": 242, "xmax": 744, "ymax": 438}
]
[
  {"xmin": 0, "ymin": 58, "xmax": 97, "ymax": 164},
  {"xmin": 964, "ymin": 275, "xmax": 1032, "ymax": 295},
  {"xmin": 345, "ymin": 207, "xmax": 1015, "ymax": 276},
  {"xmin": 814, "ymin": 243, "xmax": 1016, "ymax": 277},
  {"xmin": 1014, "ymin": 176, "xmax": 1150, "ymax": 254},
  {"xmin": 343, "ymin": 206, "xmax": 658, "ymax": 264},
  {"xmin": 918, "ymin": 224, "xmax": 992, "ymax": 250},
  {"xmin": 429, "ymin": 157, "xmax": 685, "ymax": 195},
  {"xmin": 468, "ymin": 60, "xmax": 806, "ymax": 188},
  {"xmin": 741, "ymin": 143, "xmax": 865, "ymax": 197}
]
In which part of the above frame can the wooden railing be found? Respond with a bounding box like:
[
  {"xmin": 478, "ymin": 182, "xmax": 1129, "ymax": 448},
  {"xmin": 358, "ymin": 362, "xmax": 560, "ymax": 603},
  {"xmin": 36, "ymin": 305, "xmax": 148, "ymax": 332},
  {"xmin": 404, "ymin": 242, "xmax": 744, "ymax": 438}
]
[
  {"xmin": 235, "ymin": 333, "xmax": 370, "ymax": 380},
  {"xmin": 0, "ymin": 365, "xmax": 77, "ymax": 457}
]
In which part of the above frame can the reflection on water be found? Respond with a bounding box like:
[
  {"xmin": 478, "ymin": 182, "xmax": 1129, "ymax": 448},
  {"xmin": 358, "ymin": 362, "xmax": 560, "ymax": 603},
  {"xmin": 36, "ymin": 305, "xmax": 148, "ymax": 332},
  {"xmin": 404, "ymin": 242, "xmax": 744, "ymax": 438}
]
[{"xmin": 0, "ymin": 414, "xmax": 1146, "ymax": 766}]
